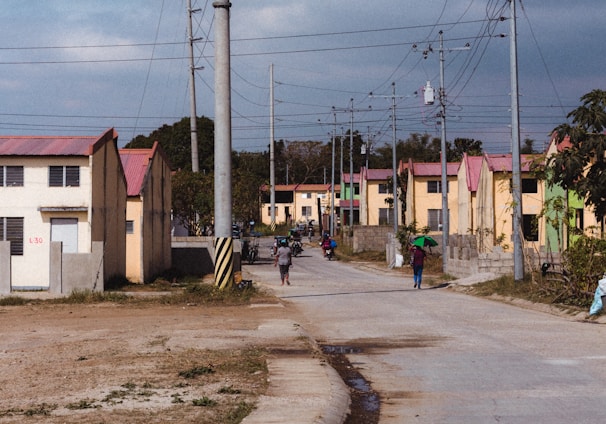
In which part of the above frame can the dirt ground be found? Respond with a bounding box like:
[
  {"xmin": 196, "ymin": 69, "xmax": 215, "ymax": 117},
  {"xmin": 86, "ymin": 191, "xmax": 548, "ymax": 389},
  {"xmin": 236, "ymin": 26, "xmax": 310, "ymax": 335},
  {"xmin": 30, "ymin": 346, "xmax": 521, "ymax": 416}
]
[{"xmin": 0, "ymin": 298, "xmax": 303, "ymax": 423}]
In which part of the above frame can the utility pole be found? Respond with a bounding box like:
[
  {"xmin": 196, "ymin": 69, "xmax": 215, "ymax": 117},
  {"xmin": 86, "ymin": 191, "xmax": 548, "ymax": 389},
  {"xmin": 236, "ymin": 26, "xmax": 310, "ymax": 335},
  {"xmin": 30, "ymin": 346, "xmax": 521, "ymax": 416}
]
[
  {"xmin": 187, "ymin": 0, "xmax": 202, "ymax": 172},
  {"xmin": 510, "ymin": 0, "xmax": 524, "ymax": 282},
  {"xmin": 213, "ymin": 0, "xmax": 233, "ymax": 289},
  {"xmin": 371, "ymin": 83, "xmax": 402, "ymax": 236},
  {"xmin": 269, "ymin": 63, "xmax": 276, "ymax": 231},
  {"xmin": 417, "ymin": 31, "xmax": 470, "ymax": 272},
  {"xmin": 330, "ymin": 111, "xmax": 336, "ymax": 237}
]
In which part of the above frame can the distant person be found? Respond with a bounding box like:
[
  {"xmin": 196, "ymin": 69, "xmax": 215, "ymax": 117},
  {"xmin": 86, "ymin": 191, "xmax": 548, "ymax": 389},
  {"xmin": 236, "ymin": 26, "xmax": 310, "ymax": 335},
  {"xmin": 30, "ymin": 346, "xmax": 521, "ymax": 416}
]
[
  {"xmin": 274, "ymin": 238, "xmax": 292, "ymax": 286},
  {"xmin": 410, "ymin": 245, "xmax": 426, "ymax": 289}
]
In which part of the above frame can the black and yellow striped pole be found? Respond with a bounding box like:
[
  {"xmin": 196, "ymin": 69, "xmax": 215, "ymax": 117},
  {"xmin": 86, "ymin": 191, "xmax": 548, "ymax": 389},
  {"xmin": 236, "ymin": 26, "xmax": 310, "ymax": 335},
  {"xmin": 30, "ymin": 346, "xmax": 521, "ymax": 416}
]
[
  {"xmin": 213, "ymin": 0, "xmax": 233, "ymax": 289},
  {"xmin": 214, "ymin": 236, "xmax": 233, "ymax": 290}
]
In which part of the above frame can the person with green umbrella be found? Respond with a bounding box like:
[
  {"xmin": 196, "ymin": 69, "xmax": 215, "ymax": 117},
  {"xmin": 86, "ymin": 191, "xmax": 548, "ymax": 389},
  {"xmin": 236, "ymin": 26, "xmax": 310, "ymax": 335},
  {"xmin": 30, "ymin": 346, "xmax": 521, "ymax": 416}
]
[{"xmin": 410, "ymin": 244, "xmax": 427, "ymax": 289}]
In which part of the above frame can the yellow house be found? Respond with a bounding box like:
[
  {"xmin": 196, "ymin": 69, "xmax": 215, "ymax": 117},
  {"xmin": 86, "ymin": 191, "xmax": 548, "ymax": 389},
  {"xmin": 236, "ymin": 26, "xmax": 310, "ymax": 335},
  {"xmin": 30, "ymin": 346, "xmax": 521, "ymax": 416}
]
[
  {"xmin": 120, "ymin": 142, "xmax": 172, "ymax": 283},
  {"xmin": 260, "ymin": 184, "xmax": 332, "ymax": 228},
  {"xmin": 405, "ymin": 159, "xmax": 459, "ymax": 234},
  {"xmin": 359, "ymin": 167, "xmax": 397, "ymax": 226},
  {"xmin": 476, "ymin": 153, "xmax": 544, "ymax": 252}
]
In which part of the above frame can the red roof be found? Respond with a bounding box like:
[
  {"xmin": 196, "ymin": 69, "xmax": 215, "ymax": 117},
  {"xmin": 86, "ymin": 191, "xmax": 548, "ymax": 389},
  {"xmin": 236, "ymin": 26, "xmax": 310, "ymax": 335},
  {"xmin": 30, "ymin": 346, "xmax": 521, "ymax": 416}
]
[
  {"xmin": 364, "ymin": 168, "xmax": 393, "ymax": 180},
  {"xmin": 120, "ymin": 149, "xmax": 153, "ymax": 197},
  {"xmin": 342, "ymin": 173, "xmax": 360, "ymax": 183},
  {"xmin": 484, "ymin": 153, "xmax": 536, "ymax": 173},
  {"xmin": 0, "ymin": 128, "xmax": 117, "ymax": 156},
  {"xmin": 339, "ymin": 199, "xmax": 360, "ymax": 208},
  {"xmin": 461, "ymin": 154, "xmax": 483, "ymax": 192},
  {"xmin": 410, "ymin": 161, "xmax": 459, "ymax": 177}
]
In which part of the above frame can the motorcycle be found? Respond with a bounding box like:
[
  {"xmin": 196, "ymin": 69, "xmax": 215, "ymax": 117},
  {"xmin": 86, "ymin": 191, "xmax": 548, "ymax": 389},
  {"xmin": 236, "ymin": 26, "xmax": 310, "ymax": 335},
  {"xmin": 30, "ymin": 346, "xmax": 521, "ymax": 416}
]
[
  {"xmin": 247, "ymin": 239, "xmax": 259, "ymax": 264},
  {"xmin": 325, "ymin": 247, "xmax": 333, "ymax": 261},
  {"xmin": 292, "ymin": 239, "xmax": 303, "ymax": 257}
]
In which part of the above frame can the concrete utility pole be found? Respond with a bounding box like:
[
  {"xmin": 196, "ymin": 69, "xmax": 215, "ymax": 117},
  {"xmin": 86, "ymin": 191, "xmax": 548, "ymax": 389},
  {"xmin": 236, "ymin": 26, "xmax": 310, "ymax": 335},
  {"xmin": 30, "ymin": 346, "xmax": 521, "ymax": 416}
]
[
  {"xmin": 187, "ymin": 0, "xmax": 201, "ymax": 172},
  {"xmin": 269, "ymin": 63, "xmax": 276, "ymax": 231},
  {"xmin": 330, "ymin": 111, "xmax": 336, "ymax": 237},
  {"xmin": 510, "ymin": 0, "xmax": 524, "ymax": 282},
  {"xmin": 213, "ymin": 0, "xmax": 233, "ymax": 289},
  {"xmin": 417, "ymin": 31, "xmax": 469, "ymax": 272}
]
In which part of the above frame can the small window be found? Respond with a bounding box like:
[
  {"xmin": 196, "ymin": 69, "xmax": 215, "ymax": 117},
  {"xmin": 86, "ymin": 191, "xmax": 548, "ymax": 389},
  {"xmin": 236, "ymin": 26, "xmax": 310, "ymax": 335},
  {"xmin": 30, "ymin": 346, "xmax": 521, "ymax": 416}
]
[
  {"xmin": 301, "ymin": 206, "xmax": 312, "ymax": 217},
  {"xmin": 126, "ymin": 220, "xmax": 134, "ymax": 234},
  {"xmin": 49, "ymin": 166, "xmax": 80, "ymax": 187},
  {"xmin": 0, "ymin": 217, "xmax": 24, "ymax": 255},
  {"xmin": 379, "ymin": 208, "xmax": 390, "ymax": 225},
  {"xmin": 427, "ymin": 180, "xmax": 449, "ymax": 194},
  {"xmin": 575, "ymin": 209, "xmax": 584, "ymax": 231},
  {"xmin": 427, "ymin": 209, "xmax": 443, "ymax": 232},
  {"xmin": 1, "ymin": 166, "xmax": 24, "ymax": 187},
  {"xmin": 378, "ymin": 184, "xmax": 389, "ymax": 194},
  {"xmin": 267, "ymin": 206, "xmax": 278, "ymax": 217},
  {"xmin": 522, "ymin": 214, "xmax": 539, "ymax": 241},
  {"xmin": 521, "ymin": 178, "xmax": 538, "ymax": 193},
  {"xmin": 301, "ymin": 193, "xmax": 311, "ymax": 199}
]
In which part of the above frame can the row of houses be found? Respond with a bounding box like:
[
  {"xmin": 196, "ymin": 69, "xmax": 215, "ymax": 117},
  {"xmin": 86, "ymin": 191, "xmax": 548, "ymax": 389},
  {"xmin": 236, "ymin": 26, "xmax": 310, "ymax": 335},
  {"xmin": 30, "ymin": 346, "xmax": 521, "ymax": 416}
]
[
  {"xmin": 0, "ymin": 129, "xmax": 171, "ymax": 293},
  {"xmin": 261, "ymin": 135, "xmax": 594, "ymax": 255}
]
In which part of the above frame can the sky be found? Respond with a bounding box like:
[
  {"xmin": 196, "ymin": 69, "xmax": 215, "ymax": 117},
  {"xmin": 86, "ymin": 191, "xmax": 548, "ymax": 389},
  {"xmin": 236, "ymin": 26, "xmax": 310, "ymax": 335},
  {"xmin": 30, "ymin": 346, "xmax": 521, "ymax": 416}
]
[{"xmin": 0, "ymin": 0, "xmax": 604, "ymax": 155}]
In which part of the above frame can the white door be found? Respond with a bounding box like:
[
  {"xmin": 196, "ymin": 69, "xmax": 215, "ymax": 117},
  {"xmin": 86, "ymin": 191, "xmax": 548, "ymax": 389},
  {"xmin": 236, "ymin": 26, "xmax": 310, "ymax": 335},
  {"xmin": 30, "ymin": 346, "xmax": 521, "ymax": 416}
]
[{"xmin": 51, "ymin": 218, "xmax": 78, "ymax": 253}]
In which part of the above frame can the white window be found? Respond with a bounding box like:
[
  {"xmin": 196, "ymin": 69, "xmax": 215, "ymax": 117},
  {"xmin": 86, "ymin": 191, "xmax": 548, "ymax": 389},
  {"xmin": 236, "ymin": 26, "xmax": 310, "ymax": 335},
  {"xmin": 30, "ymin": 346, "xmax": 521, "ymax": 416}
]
[
  {"xmin": 427, "ymin": 209, "xmax": 443, "ymax": 231},
  {"xmin": 379, "ymin": 208, "xmax": 390, "ymax": 225},
  {"xmin": 301, "ymin": 193, "xmax": 312, "ymax": 199},
  {"xmin": 1, "ymin": 166, "xmax": 24, "ymax": 187},
  {"xmin": 427, "ymin": 180, "xmax": 448, "ymax": 194},
  {"xmin": 302, "ymin": 206, "xmax": 312, "ymax": 217}
]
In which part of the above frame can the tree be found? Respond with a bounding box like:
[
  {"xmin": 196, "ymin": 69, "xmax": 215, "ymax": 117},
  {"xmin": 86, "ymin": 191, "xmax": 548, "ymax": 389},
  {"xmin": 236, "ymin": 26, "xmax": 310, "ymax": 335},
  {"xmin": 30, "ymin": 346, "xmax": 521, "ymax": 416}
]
[
  {"xmin": 520, "ymin": 138, "xmax": 539, "ymax": 154},
  {"xmin": 125, "ymin": 116, "xmax": 214, "ymax": 172},
  {"xmin": 549, "ymin": 89, "xmax": 606, "ymax": 228},
  {"xmin": 171, "ymin": 170, "xmax": 214, "ymax": 235},
  {"xmin": 447, "ymin": 138, "xmax": 483, "ymax": 161}
]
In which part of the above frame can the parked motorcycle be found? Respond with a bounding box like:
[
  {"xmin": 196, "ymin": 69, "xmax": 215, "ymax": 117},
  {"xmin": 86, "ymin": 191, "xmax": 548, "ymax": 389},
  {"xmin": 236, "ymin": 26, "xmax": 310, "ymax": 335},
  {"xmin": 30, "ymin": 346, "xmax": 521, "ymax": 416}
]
[{"xmin": 247, "ymin": 238, "xmax": 259, "ymax": 264}]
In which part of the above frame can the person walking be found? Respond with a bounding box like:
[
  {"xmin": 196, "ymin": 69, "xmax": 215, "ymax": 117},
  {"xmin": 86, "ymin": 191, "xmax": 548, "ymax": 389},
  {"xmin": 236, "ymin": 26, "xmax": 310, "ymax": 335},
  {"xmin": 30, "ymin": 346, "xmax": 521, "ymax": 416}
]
[
  {"xmin": 274, "ymin": 238, "xmax": 292, "ymax": 286},
  {"xmin": 410, "ymin": 245, "xmax": 426, "ymax": 289}
]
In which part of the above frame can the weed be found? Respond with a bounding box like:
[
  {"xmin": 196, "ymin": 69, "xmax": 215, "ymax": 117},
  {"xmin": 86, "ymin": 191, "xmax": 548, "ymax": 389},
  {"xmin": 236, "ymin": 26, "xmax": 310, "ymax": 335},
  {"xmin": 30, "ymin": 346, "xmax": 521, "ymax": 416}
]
[
  {"xmin": 171, "ymin": 393, "xmax": 185, "ymax": 403},
  {"xmin": 23, "ymin": 403, "xmax": 57, "ymax": 416},
  {"xmin": 179, "ymin": 365, "xmax": 215, "ymax": 379},
  {"xmin": 0, "ymin": 296, "xmax": 30, "ymax": 306},
  {"xmin": 225, "ymin": 401, "xmax": 256, "ymax": 423},
  {"xmin": 192, "ymin": 397, "xmax": 217, "ymax": 407},
  {"xmin": 66, "ymin": 399, "xmax": 99, "ymax": 410},
  {"xmin": 218, "ymin": 385, "xmax": 242, "ymax": 394}
]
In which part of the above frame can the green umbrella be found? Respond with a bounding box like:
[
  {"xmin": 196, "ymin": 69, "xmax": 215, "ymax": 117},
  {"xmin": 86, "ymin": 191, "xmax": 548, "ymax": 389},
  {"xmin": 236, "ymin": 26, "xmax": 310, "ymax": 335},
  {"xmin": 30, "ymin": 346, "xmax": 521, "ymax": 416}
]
[{"xmin": 412, "ymin": 235, "xmax": 438, "ymax": 248}]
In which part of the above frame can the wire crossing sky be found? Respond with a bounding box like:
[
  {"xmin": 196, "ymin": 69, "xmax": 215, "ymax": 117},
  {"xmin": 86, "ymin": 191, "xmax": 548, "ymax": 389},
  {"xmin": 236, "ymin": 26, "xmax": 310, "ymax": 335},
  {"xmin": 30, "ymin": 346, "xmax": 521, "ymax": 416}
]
[{"xmin": 0, "ymin": 0, "xmax": 603, "ymax": 153}]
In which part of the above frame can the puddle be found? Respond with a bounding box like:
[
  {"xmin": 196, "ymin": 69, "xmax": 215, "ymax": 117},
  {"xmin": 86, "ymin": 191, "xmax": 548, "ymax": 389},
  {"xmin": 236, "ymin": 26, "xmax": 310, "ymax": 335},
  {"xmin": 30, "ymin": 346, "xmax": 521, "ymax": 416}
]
[{"xmin": 320, "ymin": 344, "xmax": 380, "ymax": 424}]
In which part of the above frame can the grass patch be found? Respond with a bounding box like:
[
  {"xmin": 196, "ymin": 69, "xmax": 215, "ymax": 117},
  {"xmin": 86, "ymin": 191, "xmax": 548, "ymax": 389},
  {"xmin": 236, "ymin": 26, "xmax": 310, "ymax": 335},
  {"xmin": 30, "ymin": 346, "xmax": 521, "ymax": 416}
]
[{"xmin": 178, "ymin": 365, "xmax": 215, "ymax": 379}]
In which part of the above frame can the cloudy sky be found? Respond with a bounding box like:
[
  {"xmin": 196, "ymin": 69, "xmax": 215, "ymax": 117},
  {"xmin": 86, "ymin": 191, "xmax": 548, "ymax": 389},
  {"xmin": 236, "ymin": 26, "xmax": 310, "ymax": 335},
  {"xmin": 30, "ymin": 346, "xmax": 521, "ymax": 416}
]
[{"xmin": 0, "ymin": 0, "xmax": 604, "ymax": 154}]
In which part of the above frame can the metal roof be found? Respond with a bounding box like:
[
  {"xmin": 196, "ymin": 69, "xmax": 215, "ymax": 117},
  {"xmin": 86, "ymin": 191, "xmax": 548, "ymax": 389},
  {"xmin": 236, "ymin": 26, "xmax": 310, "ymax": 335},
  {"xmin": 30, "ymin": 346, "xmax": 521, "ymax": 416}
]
[
  {"xmin": 0, "ymin": 129, "xmax": 116, "ymax": 156},
  {"xmin": 120, "ymin": 148, "xmax": 152, "ymax": 197}
]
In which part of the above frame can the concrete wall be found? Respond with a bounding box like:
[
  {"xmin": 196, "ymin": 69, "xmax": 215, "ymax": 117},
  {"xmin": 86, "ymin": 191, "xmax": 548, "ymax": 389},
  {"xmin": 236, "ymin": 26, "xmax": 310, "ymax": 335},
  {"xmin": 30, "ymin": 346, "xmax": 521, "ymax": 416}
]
[
  {"xmin": 341, "ymin": 225, "xmax": 395, "ymax": 253},
  {"xmin": 49, "ymin": 241, "xmax": 104, "ymax": 294},
  {"xmin": 171, "ymin": 237, "xmax": 242, "ymax": 278},
  {"xmin": 0, "ymin": 241, "xmax": 10, "ymax": 294}
]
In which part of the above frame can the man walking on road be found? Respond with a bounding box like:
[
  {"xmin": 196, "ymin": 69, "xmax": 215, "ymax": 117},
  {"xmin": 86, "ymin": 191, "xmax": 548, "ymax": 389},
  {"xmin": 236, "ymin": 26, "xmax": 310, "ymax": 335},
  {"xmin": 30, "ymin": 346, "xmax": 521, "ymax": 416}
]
[{"xmin": 274, "ymin": 238, "xmax": 292, "ymax": 286}]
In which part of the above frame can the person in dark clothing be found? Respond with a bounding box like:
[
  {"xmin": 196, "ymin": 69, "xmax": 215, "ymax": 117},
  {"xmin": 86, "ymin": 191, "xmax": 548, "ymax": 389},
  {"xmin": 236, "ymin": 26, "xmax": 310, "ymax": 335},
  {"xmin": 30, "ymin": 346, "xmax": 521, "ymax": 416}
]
[{"xmin": 410, "ymin": 246, "xmax": 426, "ymax": 289}]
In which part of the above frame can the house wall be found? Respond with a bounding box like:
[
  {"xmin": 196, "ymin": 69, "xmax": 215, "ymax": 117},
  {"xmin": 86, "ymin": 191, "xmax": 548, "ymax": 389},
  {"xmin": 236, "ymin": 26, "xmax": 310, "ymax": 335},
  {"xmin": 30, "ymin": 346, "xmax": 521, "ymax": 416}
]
[
  {"xmin": 141, "ymin": 151, "xmax": 172, "ymax": 282},
  {"xmin": 2, "ymin": 156, "xmax": 92, "ymax": 288},
  {"xmin": 91, "ymin": 138, "xmax": 127, "ymax": 283},
  {"xmin": 457, "ymin": 161, "xmax": 472, "ymax": 234},
  {"xmin": 366, "ymin": 181, "xmax": 391, "ymax": 226},
  {"xmin": 407, "ymin": 174, "xmax": 458, "ymax": 233},
  {"xmin": 0, "ymin": 241, "xmax": 10, "ymax": 294},
  {"xmin": 125, "ymin": 197, "xmax": 143, "ymax": 282}
]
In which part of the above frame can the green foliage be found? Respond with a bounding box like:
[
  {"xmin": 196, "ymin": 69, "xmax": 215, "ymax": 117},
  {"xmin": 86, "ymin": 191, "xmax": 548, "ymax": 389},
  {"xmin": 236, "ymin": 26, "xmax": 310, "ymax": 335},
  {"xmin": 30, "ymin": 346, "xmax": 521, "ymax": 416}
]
[
  {"xmin": 561, "ymin": 235, "xmax": 606, "ymax": 302},
  {"xmin": 395, "ymin": 221, "xmax": 428, "ymax": 252},
  {"xmin": 179, "ymin": 365, "xmax": 215, "ymax": 379},
  {"xmin": 172, "ymin": 170, "xmax": 214, "ymax": 235},
  {"xmin": 447, "ymin": 137, "xmax": 483, "ymax": 161},
  {"xmin": 125, "ymin": 116, "xmax": 215, "ymax": 172},
  {"xmin": 549, "ymin": 89, "xmax": 606, "ymax": 222}
]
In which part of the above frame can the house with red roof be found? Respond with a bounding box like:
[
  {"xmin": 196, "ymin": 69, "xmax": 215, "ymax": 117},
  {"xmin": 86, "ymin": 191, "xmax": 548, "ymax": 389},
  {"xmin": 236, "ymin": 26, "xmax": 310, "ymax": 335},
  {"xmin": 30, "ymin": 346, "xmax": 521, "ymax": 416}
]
[
  {"xmin": 119, "ymin": 142, "xmax": 172, "ymax": 283},
  {"xmin": 405, "ymin": 159, "xmax": 459, "ymax": 234},
  {"xmin": 476, "ymin": 153, "xmax": 544, "ymax": 252},
  {"xmin": 260, "ymin": 183, "xmax": 336, "ymax": 231},
  {"xmin": 359, "ymin": 167, "xmax": 399, "ymax": 226},
  {"xmin": 0, "ymin": 128, "xmax": 126, "ymax": 293}
]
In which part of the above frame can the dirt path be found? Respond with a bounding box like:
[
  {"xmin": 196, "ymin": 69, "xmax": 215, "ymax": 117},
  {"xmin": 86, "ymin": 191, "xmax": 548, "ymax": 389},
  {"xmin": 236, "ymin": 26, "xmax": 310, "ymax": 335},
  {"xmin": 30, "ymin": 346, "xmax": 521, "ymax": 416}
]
[{"xmin": 0, "ymin": 299, "xmax": 301, "ymax": 423}]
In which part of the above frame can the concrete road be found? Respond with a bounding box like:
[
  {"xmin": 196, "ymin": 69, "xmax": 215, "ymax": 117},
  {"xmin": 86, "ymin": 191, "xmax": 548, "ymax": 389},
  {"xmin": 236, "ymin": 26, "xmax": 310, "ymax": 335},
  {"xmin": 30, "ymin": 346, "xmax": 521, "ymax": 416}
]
[{"xmin": 245, "ymin": 240, "xmax": 606, "ymax": 423}]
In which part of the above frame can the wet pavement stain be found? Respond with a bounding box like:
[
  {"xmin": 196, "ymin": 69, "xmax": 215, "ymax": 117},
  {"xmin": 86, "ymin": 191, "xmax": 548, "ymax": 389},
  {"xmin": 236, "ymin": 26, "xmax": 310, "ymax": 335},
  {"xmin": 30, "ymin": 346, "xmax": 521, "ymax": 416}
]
[{"xmin": 321, "ymin": 344, "xmax": 380, "ymax": 424}]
